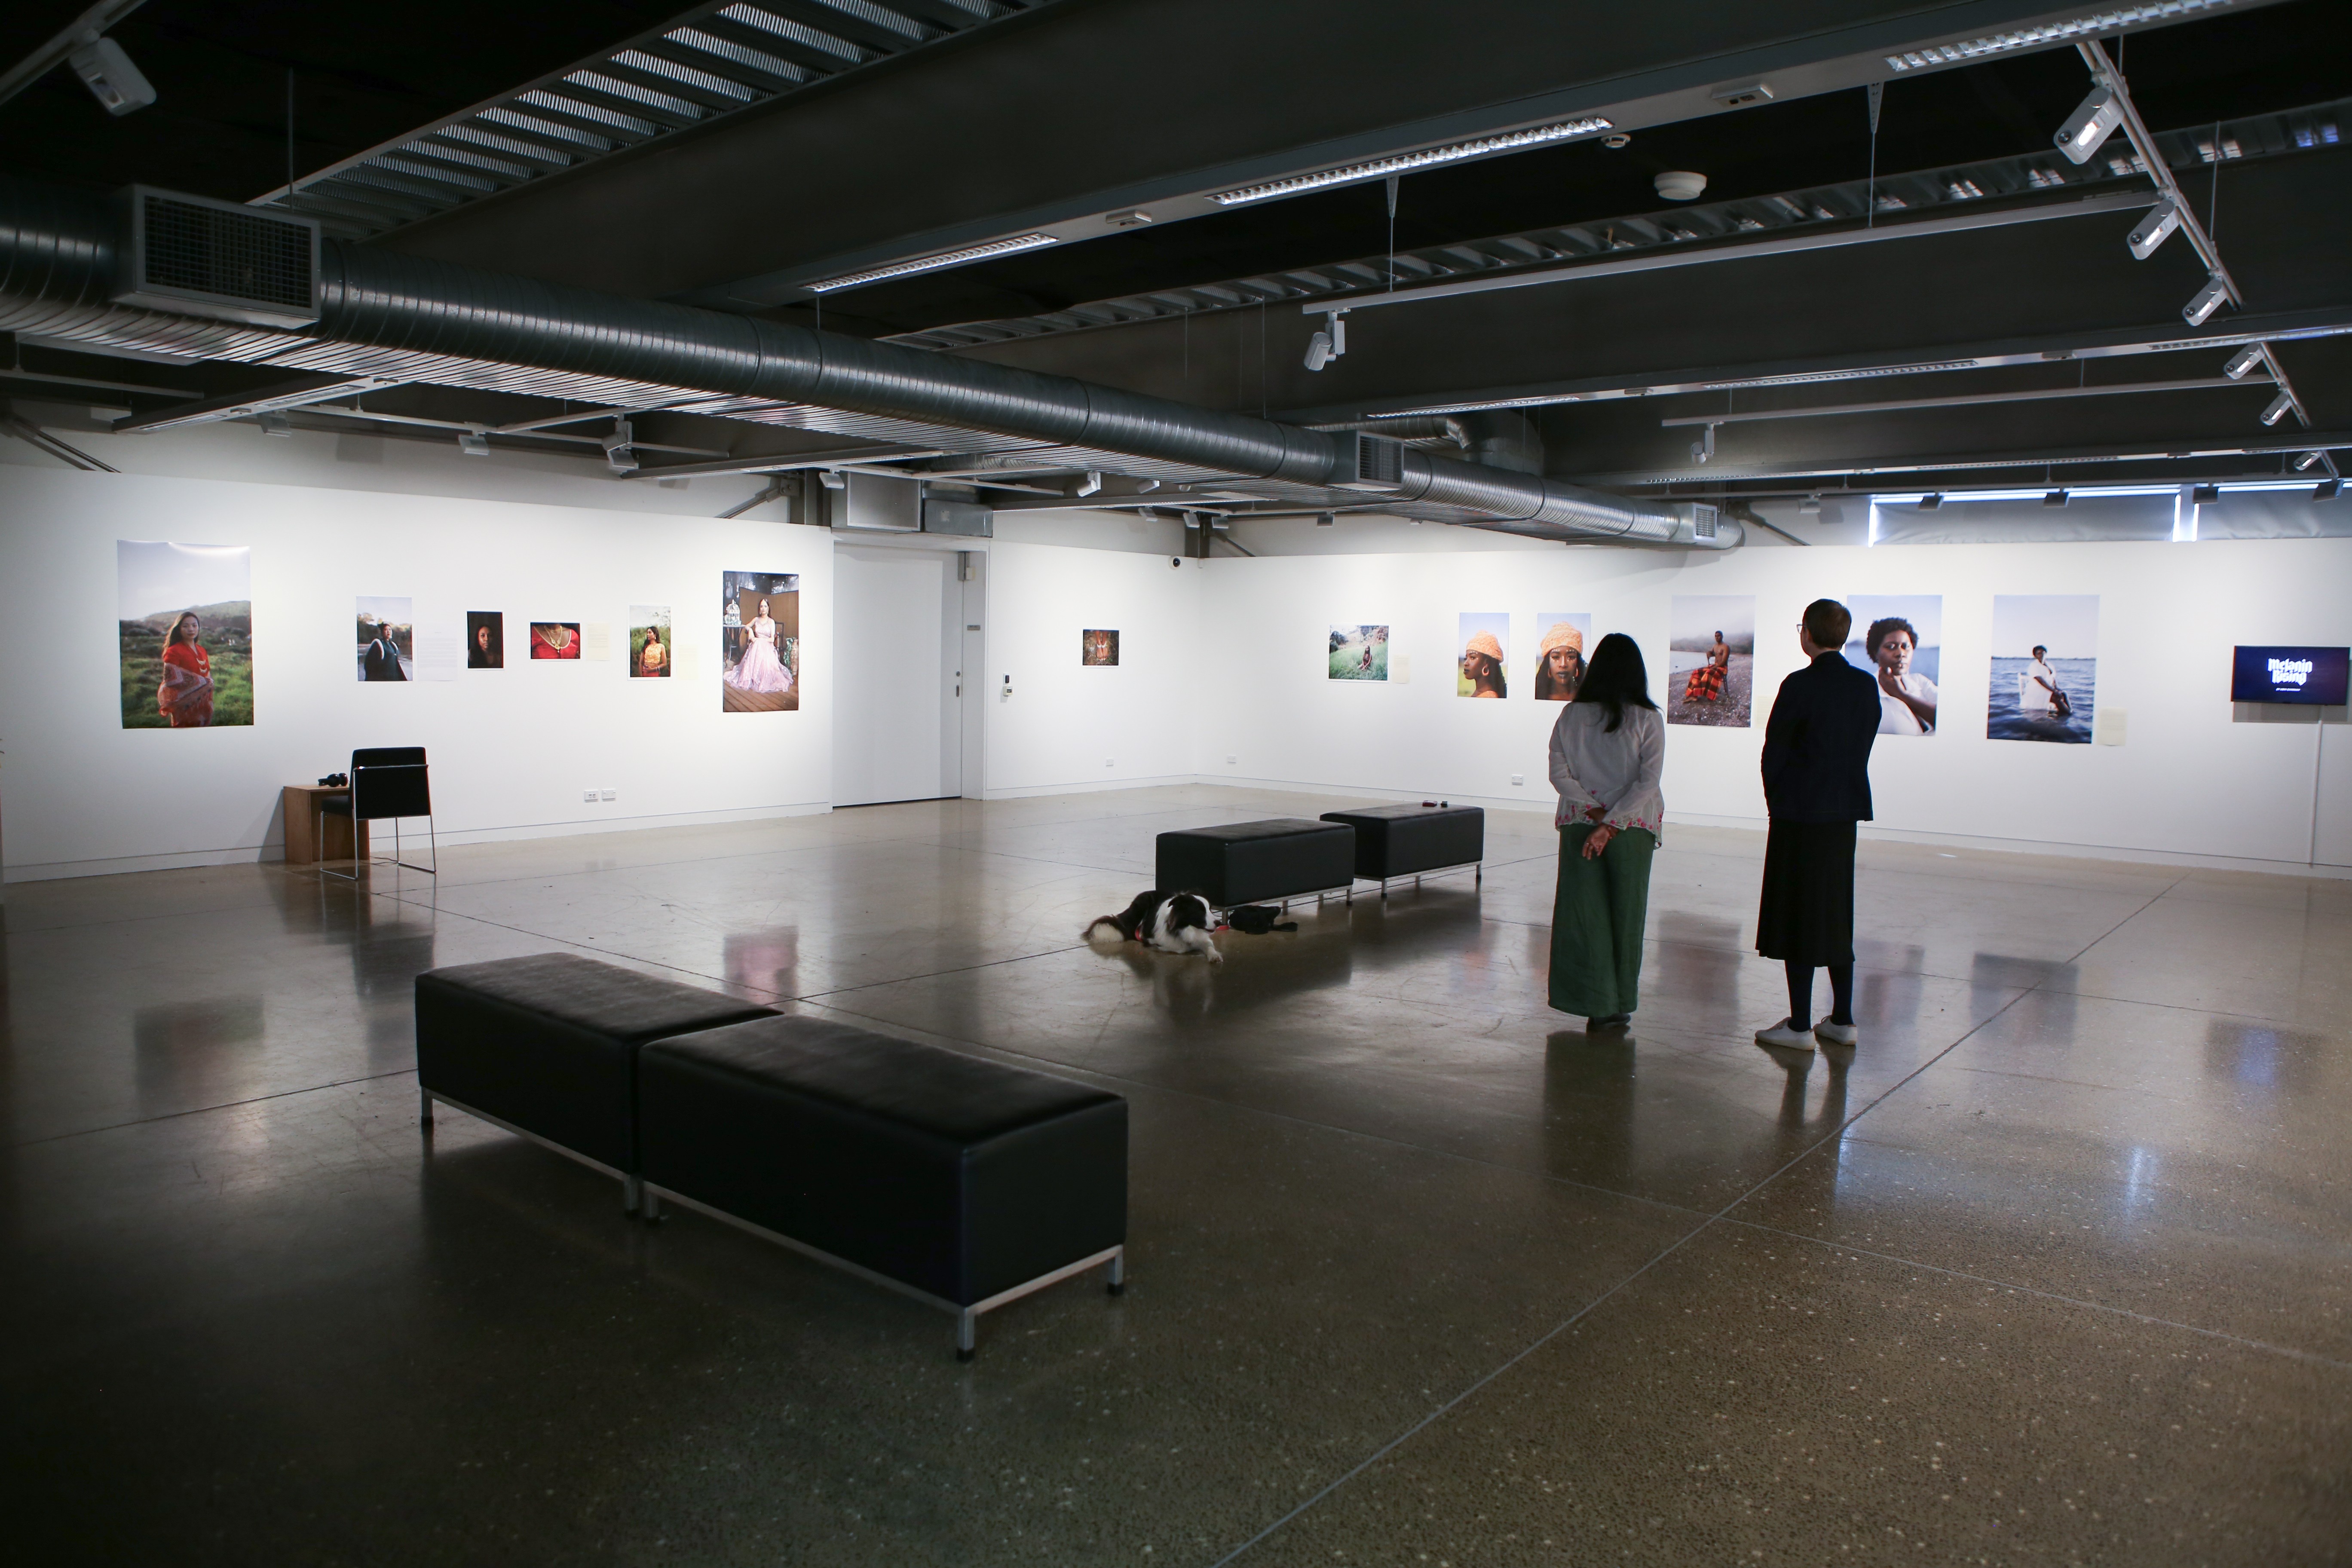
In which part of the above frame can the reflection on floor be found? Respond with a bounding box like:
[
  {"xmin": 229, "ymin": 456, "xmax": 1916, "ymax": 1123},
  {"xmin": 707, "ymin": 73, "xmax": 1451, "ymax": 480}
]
[{"xmin": 2, "ymin": 785, "xmax": 2346, "ymax": 1565}]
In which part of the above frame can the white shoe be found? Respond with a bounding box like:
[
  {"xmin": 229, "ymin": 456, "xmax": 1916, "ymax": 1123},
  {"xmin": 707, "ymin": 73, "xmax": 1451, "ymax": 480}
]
[
  {"xmin": 1754, "ymin": 1019, "xmax": 1816, "ymax": 1050},
  {"xmin": 1814, "ymin": 1021, "xmax": 1857, "ymax": 1047}
]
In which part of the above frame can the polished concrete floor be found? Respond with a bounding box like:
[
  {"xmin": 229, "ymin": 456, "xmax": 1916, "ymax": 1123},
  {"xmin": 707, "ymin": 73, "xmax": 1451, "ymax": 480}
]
[{"xmin": 2, "ymin": 785, "xmax": 2347, "ymax": 1565}]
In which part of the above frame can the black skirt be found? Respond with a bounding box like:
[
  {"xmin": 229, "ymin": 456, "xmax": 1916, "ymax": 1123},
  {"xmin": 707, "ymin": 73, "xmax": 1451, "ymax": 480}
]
[{"xmin": 1755, "ymin": 820, "xmax": 1858, "ymax": 964}]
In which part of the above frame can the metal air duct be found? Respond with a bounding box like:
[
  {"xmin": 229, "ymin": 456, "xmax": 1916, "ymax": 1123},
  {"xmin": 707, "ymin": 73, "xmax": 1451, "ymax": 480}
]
[{"xmin": 0, "ymin": 177, "xmax": 1735, "ymax": 548}]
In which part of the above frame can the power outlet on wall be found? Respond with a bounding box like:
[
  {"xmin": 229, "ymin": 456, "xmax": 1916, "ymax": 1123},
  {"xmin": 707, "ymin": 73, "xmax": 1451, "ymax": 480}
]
[
  {"xmin": 1226, "ymin": 755, "xmax": 1237, "ymax": 765},
  {"xmin": 583, "ymin": 787, "xmax": 598, "ymax": 802},
  {"xmin": 1103, "ymin": 758, "xmax": 1114, "ymax": 769},
  {"xmin": 601, "ymin": 789, "xmax": 617, "ymax": 801},
  {"xmin": 1510, "ymin": 775, "xmax": 1525, "ymax": 786}
]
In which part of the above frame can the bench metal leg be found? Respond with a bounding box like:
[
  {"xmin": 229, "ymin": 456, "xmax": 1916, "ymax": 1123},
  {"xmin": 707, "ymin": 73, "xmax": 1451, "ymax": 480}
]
[
  {"xmin": 956, "ymin": 1310, "xmax": 977, "ymax": 1362},
  {"xmin": 419, "ymin": 1087, "xmax": 434, "ymax": 1127},
  {"xmin": 641, "ymin": 1189, "xmax": 662, "ymax": 1223},
  {"xmin": 623, "ymin": 1174, "xmax": 643, "ymax": 1216},
  {"xmin": 1108, "ymin": 1250, "xmax": 1125, "ymax": 1296}
]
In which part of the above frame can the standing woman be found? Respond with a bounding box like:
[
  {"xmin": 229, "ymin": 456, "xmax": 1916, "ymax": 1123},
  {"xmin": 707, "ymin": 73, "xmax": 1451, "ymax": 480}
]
[
  {"xmin": 1547, "ymin": 632, "xmax": 1665, "ymax": 1030},
  {"xmin": 157, "ymin": 611, "xmax": 214, "ymax": 727}
]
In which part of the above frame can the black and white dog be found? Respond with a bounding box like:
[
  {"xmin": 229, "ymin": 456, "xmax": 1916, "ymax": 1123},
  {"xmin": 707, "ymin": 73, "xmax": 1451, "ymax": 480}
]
[{"xmin": 1085, "ymin": 889, "xmax": 1221, "ymax": 962}]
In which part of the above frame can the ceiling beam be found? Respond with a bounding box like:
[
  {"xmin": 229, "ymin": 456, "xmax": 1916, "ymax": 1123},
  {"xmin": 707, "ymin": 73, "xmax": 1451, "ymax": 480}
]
[{"xmin": 1654, "ymin": 375, "xmax": 2267, "ymax": 429}]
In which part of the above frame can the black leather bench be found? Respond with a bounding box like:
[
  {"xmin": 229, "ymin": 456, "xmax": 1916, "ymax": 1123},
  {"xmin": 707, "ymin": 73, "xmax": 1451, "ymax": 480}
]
[
  {"xmin": 1154, "ymin": 818, "xmax": 1357, "ymax": 907},
  {"xmin": 414, "ymin": 953, "xmax": 777, "ymax": 1211},
  {"xmin": 1318, "ymin": 804, "xmax": 1485, "ymax": 896},
  {"xmin": 637, "ymin": 1014, "xmax": 1127, "ymax": 1359}
]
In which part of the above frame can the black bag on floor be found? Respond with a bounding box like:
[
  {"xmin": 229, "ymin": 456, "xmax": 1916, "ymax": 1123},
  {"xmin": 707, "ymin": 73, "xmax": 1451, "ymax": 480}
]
[{"xmin": 1222, "ymin": 904, "xmax": 1298, "ymax": 935}]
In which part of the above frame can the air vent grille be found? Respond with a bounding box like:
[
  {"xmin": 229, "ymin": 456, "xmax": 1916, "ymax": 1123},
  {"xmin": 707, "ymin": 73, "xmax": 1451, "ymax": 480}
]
[
  {"xmin": 1335, "ymin": 432, "xmax": 1408, "ymax": 491},
  {"xmin": 1692, "ymin": 503, "xmax": 1719, "ymax": 540},
  {"xmin": 115, "ymin": 187, "xmax": 320, "ymax": 328}
]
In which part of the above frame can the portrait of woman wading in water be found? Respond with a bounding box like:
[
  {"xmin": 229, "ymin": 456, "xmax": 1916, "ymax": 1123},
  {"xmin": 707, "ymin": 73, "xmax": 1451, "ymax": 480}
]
[{"xmin": 1546, "ymin": 632, "xmax": 1665, "ymax": 1032}]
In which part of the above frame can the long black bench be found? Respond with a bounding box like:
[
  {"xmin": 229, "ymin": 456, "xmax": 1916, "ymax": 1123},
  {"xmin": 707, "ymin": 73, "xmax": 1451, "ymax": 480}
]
[
  {"xmin": 415, "ymin": 953, "xmax": 777, "ymax": 1212},
  {"xmin": 637, "ymin": 1014, "xmax": 1127, "ymax": 1360},
  {"xmin": 1154, "ymin": 818, "xmax": 1357, "ymax": 907},
  {"xmin": 1318, "ymin": 804, "xmax": 1485, "ymax": 897}
]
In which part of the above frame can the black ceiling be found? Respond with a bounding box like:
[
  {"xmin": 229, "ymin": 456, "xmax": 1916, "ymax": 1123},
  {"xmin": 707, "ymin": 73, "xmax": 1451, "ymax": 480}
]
[{"xmin": 5, "ymin": 0, "xmax": 2347, "ymax": 500}]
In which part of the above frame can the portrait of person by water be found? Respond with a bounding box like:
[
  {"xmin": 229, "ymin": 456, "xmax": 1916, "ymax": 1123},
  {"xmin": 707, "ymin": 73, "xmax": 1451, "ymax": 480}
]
[
  {"xmin": 1457, "ymin": 612, "xmax": 1510, "ymax": 698},
  {"xmin": 466, "ymin": 611, "xmax": 503, "ymax": 669},
  {"xmin": 1533, "ymin": 612, "xmax": 1591, "ymax": 701},
  {"xmin": 355, "ymin": 597, "xmax": 414, "ymax": 682},
  {"xmin": 1841, "ymin": 594, "xmax": 1942, "ymax": 736},
  {"xmin": 1989, "ymin": 594, "xmax": 2097, "ymax": 744},
  {"xmin": 631, "ymin": 606, "xmax": 671, "ymax": 678},
  {"xmin": 1667, "ymin": 595, "xmax": 1754, "ymax": 728},
  {"xmin": 117, "ymin": 540, "xmax": 253, "ymax": 729},
  {"xmin": 722, "ymin": 571, "xmax": 799, "ymax": 711},
  {"xmin": 530, "ymin": 621, "xmax": 582, "ymax": 660},
  {"xmin": 1082, "ymin": 629, "xmax": 1120, "ymax": 667},
  {"xmin": 1328, "ymin": 624, "xmax": 1389, "ymax": 681}
]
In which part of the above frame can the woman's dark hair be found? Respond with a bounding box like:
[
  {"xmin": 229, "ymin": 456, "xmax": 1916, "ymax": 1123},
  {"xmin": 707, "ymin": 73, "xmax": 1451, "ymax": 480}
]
[
  {"xmin": 1574, "ymin": 632, "xmax": 1657, "ymax": 732},
  {"xmin": 1865, "ymin": 617, "xmax": 1918, "ymax": 660}
]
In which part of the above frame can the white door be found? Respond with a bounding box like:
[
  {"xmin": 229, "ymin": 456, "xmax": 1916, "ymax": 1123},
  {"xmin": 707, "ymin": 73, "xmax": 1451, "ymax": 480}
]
[{"xmin": 833, "ymin": 546, "xmax": 961, "ymax": 807}]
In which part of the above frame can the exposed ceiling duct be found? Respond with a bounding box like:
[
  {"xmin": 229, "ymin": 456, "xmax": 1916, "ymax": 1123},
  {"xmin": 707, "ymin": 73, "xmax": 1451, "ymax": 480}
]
[{"xmin": 0, "ymin": 176, "xmax": 1735, "ymax": 549}]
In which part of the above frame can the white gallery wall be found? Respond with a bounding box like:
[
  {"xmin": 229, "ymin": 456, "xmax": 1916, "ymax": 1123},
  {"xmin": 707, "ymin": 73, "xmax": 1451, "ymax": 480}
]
[
  {"xmin": 0, "ymin": 465, "xmax": 830, "ymax": 879},
  {"xmin": 4, "ymin": 445, "xmax": 2346, "ymax": 880},
  {"xmin": 981, "ymin": 541, "xmax": 1201, "ymax": 796},
  {"xmin": 1191, "ymin": 537, "xmax": 2352, "ymax": 870}
]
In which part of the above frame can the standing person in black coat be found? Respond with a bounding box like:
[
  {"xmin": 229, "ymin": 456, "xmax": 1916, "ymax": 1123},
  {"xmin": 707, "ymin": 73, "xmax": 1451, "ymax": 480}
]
[{"xmin": 1754, "ymin": 599, "xmax": 1881, "ymax": 1051}]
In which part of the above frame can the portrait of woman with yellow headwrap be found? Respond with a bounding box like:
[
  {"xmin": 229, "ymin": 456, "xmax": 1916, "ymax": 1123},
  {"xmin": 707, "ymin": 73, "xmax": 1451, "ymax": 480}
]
[
  {"xmin": 1534, "ymin": 612, "xmax": 1591, "ymax": 701},
  {"xmin": 1458, "ymin": 612, "xmax": 1510, "ymax": 698}
]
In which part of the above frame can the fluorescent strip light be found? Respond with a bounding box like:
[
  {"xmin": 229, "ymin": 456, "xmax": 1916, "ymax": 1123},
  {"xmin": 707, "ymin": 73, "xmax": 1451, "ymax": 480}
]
[
  {"xmin": 1210, "ymin": 118, "xmax": 1614, "ymax": 207},
  {"xmin": 807, "ymin": 233, "xmax": 1060, "ymax": 294},
  {"xmin": 1884, "ymin": 0, "xmax": 2239, "ymax": 73}
]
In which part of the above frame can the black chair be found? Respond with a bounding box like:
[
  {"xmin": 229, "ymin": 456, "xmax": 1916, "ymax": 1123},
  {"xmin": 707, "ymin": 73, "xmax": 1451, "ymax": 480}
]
[{"xmin": 318, "ymin": 747, "xmax": 436, "ymax": 879}]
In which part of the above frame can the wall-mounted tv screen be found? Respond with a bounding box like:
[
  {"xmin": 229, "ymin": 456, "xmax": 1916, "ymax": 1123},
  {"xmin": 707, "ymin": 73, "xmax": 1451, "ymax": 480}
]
[{"xmin": 2231, "ymin": 645, "xmax": 2350, "ymax": 705}]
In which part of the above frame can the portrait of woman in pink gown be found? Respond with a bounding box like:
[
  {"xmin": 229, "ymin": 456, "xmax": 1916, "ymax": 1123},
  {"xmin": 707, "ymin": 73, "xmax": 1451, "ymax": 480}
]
[{"xmin": 721, "ymin": 571, "xmax": 801, "ymax": 712}]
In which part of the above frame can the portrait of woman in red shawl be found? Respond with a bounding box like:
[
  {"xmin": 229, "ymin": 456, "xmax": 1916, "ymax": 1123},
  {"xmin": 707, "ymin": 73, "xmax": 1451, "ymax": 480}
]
[{"xmin": 157, "ymin": 611, "xmax": 215, "ymax": 727}]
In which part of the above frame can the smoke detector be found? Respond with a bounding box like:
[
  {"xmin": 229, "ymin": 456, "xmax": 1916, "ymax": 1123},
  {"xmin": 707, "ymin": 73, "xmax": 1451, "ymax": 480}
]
[{"xmin": 1655, "ymin": 171, "xmax": 1707, "ymax": 202}]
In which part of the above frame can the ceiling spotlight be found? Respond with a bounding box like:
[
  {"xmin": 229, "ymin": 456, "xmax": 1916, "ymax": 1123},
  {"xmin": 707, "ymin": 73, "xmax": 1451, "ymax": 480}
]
[
  {"xmin": 1798, "ymin": 494, "xmax": 1822, "ymax": 516},
  {"xmin": 2260, "ymin": 390, "xmax": 2296, "ymax": 426},
  {"xmin": 69, "ymin": 37, "xmax": 156, "ymax": 117},
  {"xmin": 2126, "ymin": 197, "xmax": 2180, "ymax": 260},
  {"xmin": 1077, "ymin": 471, "xmax": 1102, "ymax": 496},
  {"xmin": 1602, "ymin": 133, "xmax": 1632, "ymax": 149},
  {"xmin": 2294, "ymin": 450, "xmax": 2326, "ymax": 471},
  {"xmin": 2223, "ymin": 343, "xmax": 2265, "ymax": 380},
  {"xmin": 1690, "ymin": 423, "xmax": 1716, "ymax": 464},
  {"xmin": 1918, "ymin": 493, "xmax": 1943, "ymax": 510},
  {"xmin": 1303, "ymin": 310, "xmax": 1348, "ymax": 372},
  {"xmin": 600, "ymin": 418, "xmax": 637, "ymax": 474},
  {"xmin": 1304, "ymin": 330, "xmax": 1333, "ymax": 372},
  {"xmin": 1655, "ymin": 170, "xmax": 1708, "ymax": 202},
  {"xmin": 458, "ymin": 428, "xmax": 489, "ymax": 456},
  {"xmin": 2043, "ymin": 489, "xmax": 2069, "ymax": 507},
  {"xmin": 2316, "ymin": 478, "xmax": 2342, "ymax": 502},
  {"xmin": 2054, "ymin": 85, "xmax": 2122, "ymax": 165},
  {"xmin": 1315, "ymin": 511, "xmax": 1335, "ymax": 527},
  {"xmin": 2183, "ymin": 275, "xmax": 2229, "ymax": 326},
  {"xmin": 2191, "ymin": 483, "xmax": 2220, "ymax": 504}
]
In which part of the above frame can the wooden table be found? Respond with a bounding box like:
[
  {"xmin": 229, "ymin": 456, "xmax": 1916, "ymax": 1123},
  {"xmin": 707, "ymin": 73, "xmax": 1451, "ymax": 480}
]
[{"xmin": 283, "ymin": 784, "xmax": 370, "ymax": 867}]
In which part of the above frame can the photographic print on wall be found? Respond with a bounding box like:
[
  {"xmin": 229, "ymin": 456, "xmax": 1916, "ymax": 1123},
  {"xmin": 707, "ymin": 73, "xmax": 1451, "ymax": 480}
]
[
  {"xmin": 466, "ymin": 611, "xmax": 503, "ymax": 669},
  {"xmin": 1668, "ymin": 594, "xmax": 1754, "ymax": 727},
  {"xmin": 1842, "ymin": 594, "xmax": 1942, "ymax": 735},
  {"xmin": 1989, "ymin": 594, "xmax": 2096, "ymax": 743},
  {"xmin": 1082, "ymin": 629, "xmax": 1120, "ymax": 667},
  {"xmin": 355, "ymin": 597, "xmax": 413, "ymax": 682},
  {"xmin": 630, "ymin": 606, "xmax": 671, "ymax": 678},
  {"xmin": 722, "ymin": 571, "xmax": 799, "ymax": 711},
  {"xmin": 1329, "ymin": 624, "xmax": 1389, "ymax": 681},
  {"xmin": 529, "ymin": 621, "xmax": 582, "ymax": 660},
  {"xmin": 117, "ymin": 540, "xmax": 251, "ymax": 729},
  {"xmin": 1533, "ymin": 612, "xmax": 1591, "ymax": 701},
  {"xmin": 1457, "ymin": 612, "xmax": 1510, "ymax": 698}
]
